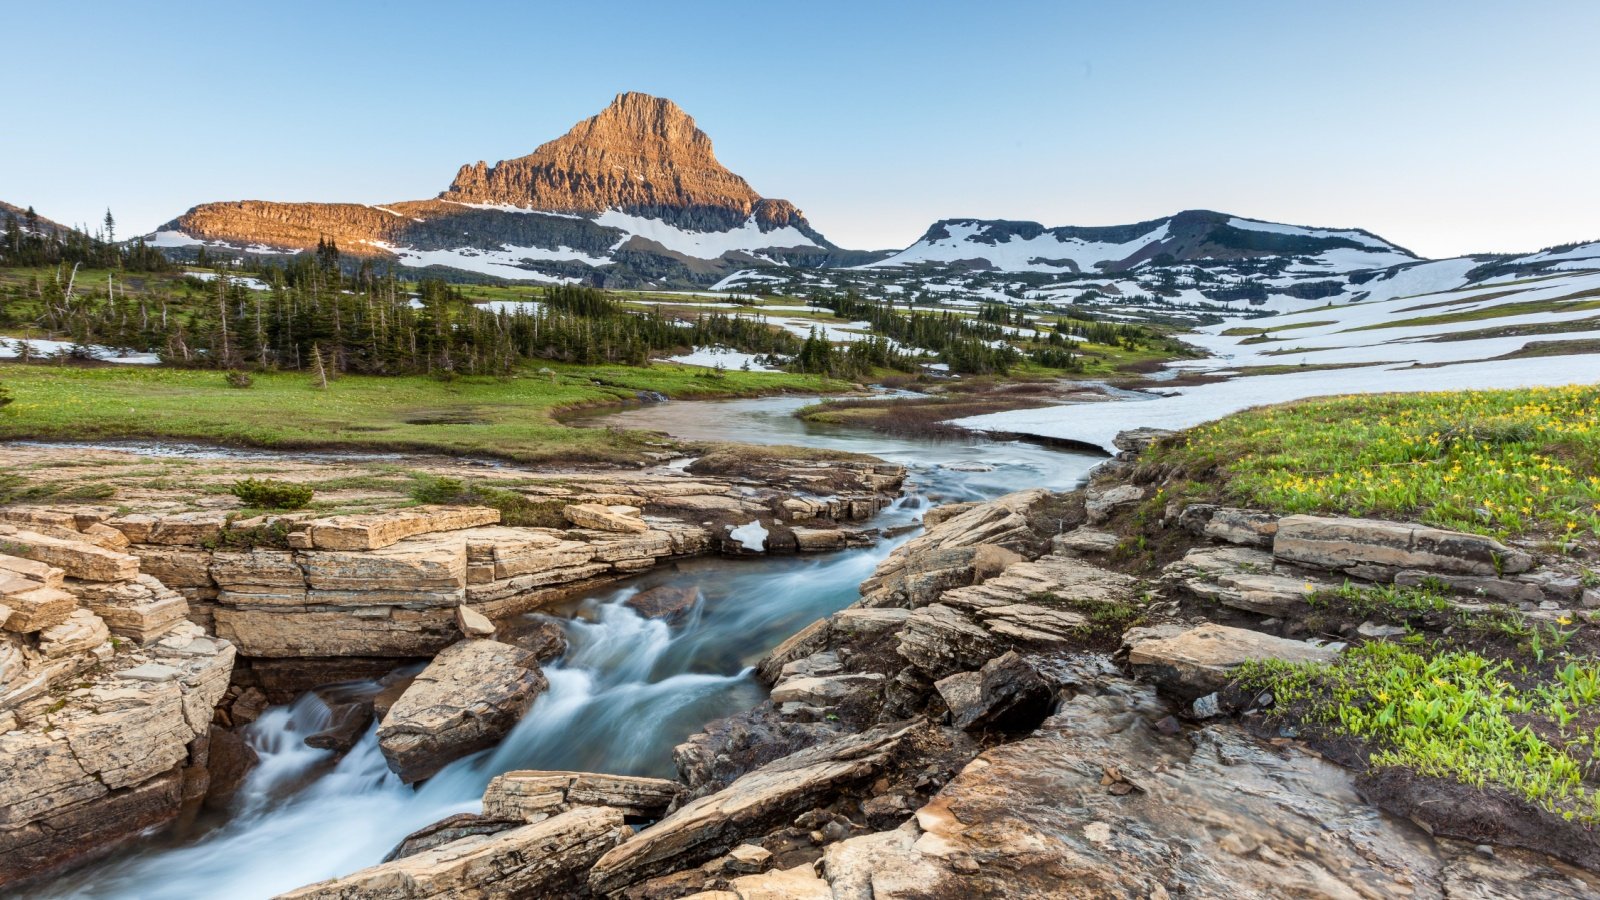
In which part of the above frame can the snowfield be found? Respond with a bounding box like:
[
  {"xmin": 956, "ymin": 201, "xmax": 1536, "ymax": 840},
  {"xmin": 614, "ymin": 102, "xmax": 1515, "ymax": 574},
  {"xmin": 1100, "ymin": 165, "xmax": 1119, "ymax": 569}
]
[
  {"xmin": 596, "ymin": 210, "xmax": 821, "ymax": 259},
  {"xmin": 864, "ymin": 220, "xmax": 1172, "ymax": 274},
  {"xmin": 956, "ymin": 268, "xmax": 1600, "ymax": 451},
  {"xmin": 0, "ymin": 338, "xmax": 160, "ymax": 365},
  {"xmin": 663, "ymin": 346, "xmax": 782, "ymax": 372},
  {"xmin": 956, "ymin": 354, "xmax": 1600, "ymax": 454}
]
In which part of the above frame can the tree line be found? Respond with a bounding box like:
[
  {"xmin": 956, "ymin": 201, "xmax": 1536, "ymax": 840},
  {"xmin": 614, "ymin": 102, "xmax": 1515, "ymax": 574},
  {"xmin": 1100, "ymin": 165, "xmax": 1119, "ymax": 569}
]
[{"xmin": 2, "ymin": 208, "xmax": 169, "ymax": 271}]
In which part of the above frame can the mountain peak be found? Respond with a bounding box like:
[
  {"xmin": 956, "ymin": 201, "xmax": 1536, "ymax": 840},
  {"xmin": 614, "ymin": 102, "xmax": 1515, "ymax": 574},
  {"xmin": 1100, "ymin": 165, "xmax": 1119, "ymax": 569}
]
[{"xmin": 439, "ymin": 92, "xmax": 804, "ymax": 232}]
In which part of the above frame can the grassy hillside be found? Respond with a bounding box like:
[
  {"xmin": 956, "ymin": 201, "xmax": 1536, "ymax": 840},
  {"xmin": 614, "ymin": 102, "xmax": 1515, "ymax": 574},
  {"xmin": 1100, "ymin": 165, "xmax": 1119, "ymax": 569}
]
[{"xmin": 0, "ymin": 362, "xmax": 838, "ymax": 464}]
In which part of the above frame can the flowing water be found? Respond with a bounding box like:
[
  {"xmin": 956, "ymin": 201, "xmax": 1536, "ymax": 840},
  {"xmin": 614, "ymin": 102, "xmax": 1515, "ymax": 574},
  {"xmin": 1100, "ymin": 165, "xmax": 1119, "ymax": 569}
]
[{"xmin": 32, "ymin": 395, "xmax": 1104, "ymax": 899}]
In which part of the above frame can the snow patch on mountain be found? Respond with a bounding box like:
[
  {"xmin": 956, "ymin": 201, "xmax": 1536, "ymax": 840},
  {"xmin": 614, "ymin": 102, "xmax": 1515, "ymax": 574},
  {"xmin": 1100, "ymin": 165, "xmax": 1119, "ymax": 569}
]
[
  {"xmin": 595, "ymin": 210, "xmax": 822, "ymax": 259},
  {"xmin": 1225, "ymin": 217, "xmax": 1393, "ymax": 250},
  {"xmin": 864, "ymin": 221, "xmax": 1171, "ymax": 273}
]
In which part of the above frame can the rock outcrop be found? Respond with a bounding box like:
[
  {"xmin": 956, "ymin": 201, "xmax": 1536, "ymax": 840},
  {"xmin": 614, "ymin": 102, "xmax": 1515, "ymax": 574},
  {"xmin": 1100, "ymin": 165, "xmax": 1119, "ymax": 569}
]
[
  {"xmin": 0, "ymin": 530, "xmax": 234, "ymax": 888},
  {"xmin": 152, "ymin": 93, "xmax": 869, "ymax": 287}
]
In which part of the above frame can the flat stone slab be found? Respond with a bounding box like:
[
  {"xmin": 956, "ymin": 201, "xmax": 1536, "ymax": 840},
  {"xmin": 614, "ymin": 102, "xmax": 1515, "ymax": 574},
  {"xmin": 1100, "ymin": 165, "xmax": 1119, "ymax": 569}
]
[
  {"xmin": 1274, "ymin": 515, "xmax": 1532, "ymax": 577},
  {"xmin": 1125, "ymin": 622, "xmax": 1339, "ymax": 699}
]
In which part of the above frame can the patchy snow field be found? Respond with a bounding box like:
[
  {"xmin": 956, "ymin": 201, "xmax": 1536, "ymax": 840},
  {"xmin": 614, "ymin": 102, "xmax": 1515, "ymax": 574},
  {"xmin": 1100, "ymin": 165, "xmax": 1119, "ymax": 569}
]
[
  {"xmin": 0, "ymin": 338, "xmax": 160, "ymax": 365},
  {"xmin": 662, "ymin": 346, "xmax": 783, "ymax": 372},
  {"xmin": 956, "ymin": 268, "xmax": 1600, "ymax": 451}
]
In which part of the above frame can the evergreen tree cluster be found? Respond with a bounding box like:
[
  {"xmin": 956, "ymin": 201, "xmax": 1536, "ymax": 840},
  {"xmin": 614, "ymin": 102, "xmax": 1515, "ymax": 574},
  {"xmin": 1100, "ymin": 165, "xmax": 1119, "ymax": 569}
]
[
  {"xmin": 810, "ymin": 292, "xmax": 1021, "ymax": 375},
  {"xmin": 1, "ymin": 208, "xmax": 169, "ymax": 272},
  {"xmin": 0, "ymin": 256, "xmax": 814, "ymax": 376}
]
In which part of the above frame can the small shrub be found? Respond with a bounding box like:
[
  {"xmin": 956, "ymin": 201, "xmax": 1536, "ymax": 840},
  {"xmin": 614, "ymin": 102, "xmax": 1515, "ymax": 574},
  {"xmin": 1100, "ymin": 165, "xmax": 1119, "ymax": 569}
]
[
  {"xmin": 0, "ymin": 382, "xmax": 12, "ymax": 408},
  {"xmin": 231, "ymin": 478, "xmax": 313, "ymax": 509},
  {"xmin": 225, "ymin": 371, "xmax": 254, "ymax": 389},
  {"xmin": 409, "ymin": 475, "xmax": 567, "ymax": 528}
]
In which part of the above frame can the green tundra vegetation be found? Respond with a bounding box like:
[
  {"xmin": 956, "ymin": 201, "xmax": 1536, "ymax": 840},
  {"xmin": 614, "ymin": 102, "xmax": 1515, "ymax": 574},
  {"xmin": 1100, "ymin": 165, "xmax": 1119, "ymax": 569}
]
[
  {"xmin": 1146, "ymin": 385, "xmax": 1600, "ymax": 541},
  {"xmin": 0, "ymin": 362, "xmax": 834, "ymax": 464}
]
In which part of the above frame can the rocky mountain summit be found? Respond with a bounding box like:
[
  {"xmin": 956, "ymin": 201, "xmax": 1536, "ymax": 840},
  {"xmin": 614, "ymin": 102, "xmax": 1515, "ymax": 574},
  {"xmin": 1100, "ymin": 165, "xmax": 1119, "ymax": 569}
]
[
  {"xmin": 440, "ymin": 92, "xmax": 814, "ymax": 235},
  {"xmin": 150, "ymin": 93, "xmax": 869, "ymax": 286}
]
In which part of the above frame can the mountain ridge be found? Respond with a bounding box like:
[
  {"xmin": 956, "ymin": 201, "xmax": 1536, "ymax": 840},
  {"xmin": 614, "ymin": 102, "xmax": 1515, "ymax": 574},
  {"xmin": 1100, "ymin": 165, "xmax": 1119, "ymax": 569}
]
[{"xmin": 149, "ymin": 93, "xmax": 854, "ymax": 285}]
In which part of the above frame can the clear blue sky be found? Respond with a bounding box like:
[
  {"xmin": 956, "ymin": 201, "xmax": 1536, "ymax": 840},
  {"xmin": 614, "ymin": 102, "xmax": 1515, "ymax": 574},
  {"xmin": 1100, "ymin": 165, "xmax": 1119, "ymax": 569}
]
[{"xmin": 4, "ymin": 0, "xmax": 1597, "ymax": 257}]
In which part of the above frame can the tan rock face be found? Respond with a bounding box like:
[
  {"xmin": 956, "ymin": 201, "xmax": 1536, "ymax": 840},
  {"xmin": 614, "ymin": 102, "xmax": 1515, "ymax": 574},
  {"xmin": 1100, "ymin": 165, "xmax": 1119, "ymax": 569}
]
[
  {"xmin": 377, "ymin": 639, "xmax": 548, "ymax": 783},
  {"xmin": 440, "ymin": 92, "xmax": 807, "ymax": 232},
  {"xmin": 306, "ymin": 506, "xmax": 501, "ymax": 552},
  {"xmin": 0, "ymin": 624, "xmax": 235, "ymax": 886}
]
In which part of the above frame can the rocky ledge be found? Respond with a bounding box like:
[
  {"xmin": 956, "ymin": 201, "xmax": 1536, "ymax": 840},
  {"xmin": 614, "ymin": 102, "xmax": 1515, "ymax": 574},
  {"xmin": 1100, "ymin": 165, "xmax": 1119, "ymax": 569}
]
[
  {"xmin": 270, "ymin": 429, "xmax": 1600, "ymax": 898},
  {"xmin": 0, "ymin": 528, "xmax": 234, "ymax": 886}
]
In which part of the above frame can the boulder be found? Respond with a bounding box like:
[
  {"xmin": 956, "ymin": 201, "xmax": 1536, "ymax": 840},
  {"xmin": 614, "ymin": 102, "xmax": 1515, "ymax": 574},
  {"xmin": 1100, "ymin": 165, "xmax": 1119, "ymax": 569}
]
[
  {"xmin": 1203, "ymin": 507, "xmax": 1280, "ymax": 547},
  {"xmin": 1274, "ymin": 515, "xmax": 1533, "ymax": 577},
  {"xmin": 1112, "ymin": 427, "xmax": 1174, "ymax": 454},
  {"xmin": 1124, "ymin": 622, "xmax": 1338, "ymax": 700},
  {"xmin": 1085, "ymin": 483, "xmax": 1146, "ymax": 524},
  {"xmin": 482, "ymin": 770, "xmax": 684, "ymax": 822},
  {"xmin": 1051, "ymin": 528, "xmax": 1122, "ymax": 555},
  {"xmin": 588, "ymin": 724, "xmax": 914, "ymax": 895},
  {"xmin": 564, "ymin": 503, "xmax": 649, "ymax": 534},
  {"xmin": 770, "ymin": 673, "xmax": 885, "ymax": 708},
  {"xmin": 1393, "ymin": 570, "xmax": 1544, "ymax": 605},
  {"xmin": 377, "ymin": 640, "xmax": 547, "ymax": 783},
  {"xmin": 454, "ymin": 604, "xmax": 495, "ymax": 638},
  {"xmin": 382, "ymin": 813, "xmax": 517, "ymax": 862},
  {"xmin": 278, "ymin": 806, "xmax": 630, "ymax": 900},
  {"xmin": 500, "ymin": 617, "xmax": 569, "ymax": 663},
  {"xmin": 936, "ymin": 651, "xmax": 1056, "ymax": 732}
]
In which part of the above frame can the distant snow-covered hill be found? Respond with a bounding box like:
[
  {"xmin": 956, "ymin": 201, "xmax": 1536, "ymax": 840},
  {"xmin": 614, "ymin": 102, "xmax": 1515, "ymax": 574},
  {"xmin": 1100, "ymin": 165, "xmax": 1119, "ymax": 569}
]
[{"xmin": 865, "ymin": 210, "xmax": 1417, "ymax": 274}]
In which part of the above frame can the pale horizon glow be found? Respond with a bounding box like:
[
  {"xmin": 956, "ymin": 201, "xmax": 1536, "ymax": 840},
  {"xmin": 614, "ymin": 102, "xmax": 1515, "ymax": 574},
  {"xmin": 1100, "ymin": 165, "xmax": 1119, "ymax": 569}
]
[{"xmin": 2, "ymin": 1, "xmax": 1597, "ymax": 260}]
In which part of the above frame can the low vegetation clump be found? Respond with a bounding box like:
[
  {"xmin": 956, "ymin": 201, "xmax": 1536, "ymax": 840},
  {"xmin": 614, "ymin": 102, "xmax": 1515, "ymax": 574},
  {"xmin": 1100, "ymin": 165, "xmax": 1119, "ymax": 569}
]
[
  {"xmin": 1026, "ymin": 590, "xmax": 1146, "ymax": 647},
  {"xmin": 0, "ymin": 473, "xmax": 115, "ymax": 504},
  {"xmin": 230, "ymin": 478, "xmax": 313, "ymax": 509},
  {"xmin": 1148, "ymin": 385, "xmax": 1600, "ymax": 540},
  {"xmin": 409, "ymin": 475, "xmax": 567, "ymax": 528},
  {"xmin": 1237, "ymin": 641, "xmax": 1600, "ymax": 823}
]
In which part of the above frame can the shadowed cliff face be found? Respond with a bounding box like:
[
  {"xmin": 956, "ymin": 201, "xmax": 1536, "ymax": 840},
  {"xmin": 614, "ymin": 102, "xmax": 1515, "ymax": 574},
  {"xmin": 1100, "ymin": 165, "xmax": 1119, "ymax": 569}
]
[
  {"xmin": 441, "ymin": 92, "xmax": 807, "ymax": 232},
  {"xmin": 154, "ymin": 92, "xmax": 842, "ymax": 284}
]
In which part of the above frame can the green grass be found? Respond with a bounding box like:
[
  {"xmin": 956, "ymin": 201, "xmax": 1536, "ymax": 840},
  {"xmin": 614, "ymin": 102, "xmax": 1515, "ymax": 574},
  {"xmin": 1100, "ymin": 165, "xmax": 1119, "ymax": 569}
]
[
  {"xmin": 1237, "ymin": 641, "xmax": 1600, "ymax": 823},
  {"xmin": 0, "ymin": 362, "xmax": 836, "ymax": 464},
  {"xmin": 1147, "ymin": 386, "xmax": 1600, "ymax": 540}
]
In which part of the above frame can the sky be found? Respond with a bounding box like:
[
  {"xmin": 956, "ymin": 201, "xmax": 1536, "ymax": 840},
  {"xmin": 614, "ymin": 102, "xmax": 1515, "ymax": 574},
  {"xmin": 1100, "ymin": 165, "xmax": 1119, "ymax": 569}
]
[{"xmin": 3, "ymin": 0, "xmax": 1597, "ymax": 258}]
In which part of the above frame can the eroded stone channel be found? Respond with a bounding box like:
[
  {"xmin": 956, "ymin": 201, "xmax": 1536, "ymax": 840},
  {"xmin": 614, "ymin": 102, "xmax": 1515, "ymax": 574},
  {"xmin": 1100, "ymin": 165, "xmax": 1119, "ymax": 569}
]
[{"xmin": 19, "ymin": 396, "xmax": 1101, "ymax": 898}]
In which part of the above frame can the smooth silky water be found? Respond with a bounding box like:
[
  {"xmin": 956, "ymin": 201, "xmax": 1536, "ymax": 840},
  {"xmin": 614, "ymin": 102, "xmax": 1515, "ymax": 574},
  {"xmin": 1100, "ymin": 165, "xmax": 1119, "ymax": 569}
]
[{"xmin": 33, "ymin": 395, "xmax": 1105, "ymax": 899}]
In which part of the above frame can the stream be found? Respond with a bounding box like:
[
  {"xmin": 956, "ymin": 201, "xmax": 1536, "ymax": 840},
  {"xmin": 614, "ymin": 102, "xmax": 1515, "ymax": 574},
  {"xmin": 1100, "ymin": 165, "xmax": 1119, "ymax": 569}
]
[{"xmin": 31, "ymin": 395, "xmax": 1104, "ymax": 899}]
